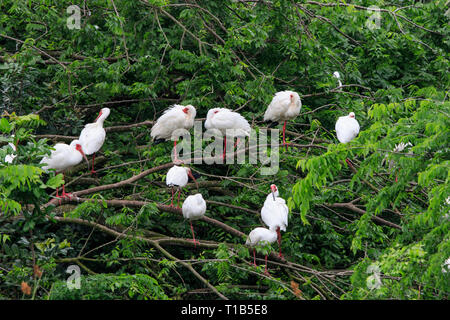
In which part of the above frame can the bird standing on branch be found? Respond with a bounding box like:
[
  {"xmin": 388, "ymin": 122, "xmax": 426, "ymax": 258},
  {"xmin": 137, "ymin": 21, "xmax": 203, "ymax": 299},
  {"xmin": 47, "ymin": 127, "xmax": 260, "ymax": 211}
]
[
  {"xmin": 264, "ymin": 91, "xmax": 301, "ymax": 150},
  {"xmin": 166, "ymin": 165, "xmax": 199, "ymax": 207},
  {"xmin": 246, "ymin": 227, "xmax": 278, "ymax": 275},
  {"xmin": 335, "ymin": 111, "xmax": 360, "ymax": 168},
  {"xmin": 151, "ymin": 104, "xmax": 196, "ymax": 162},
  {"xmin": 4, "ymin": 138, "xmax": 17, "ymax": 164},
  {"xmin": 79, "ymin": 107, "xmax": 110, "ymax": 175},
  {"xmin": 333, "ymin": 71, "xmax": 342, "ymax": 88},
  {"xmin": 40, "ymin": 140, "xmax": 89, "ymax": 199},
  {"xmin": 261, "ymin": 184, "xmax": 289, "ymax": 258},
  {"xmin": 204, "ymin": 108, "xmax": 251, "ymax": 161},
  {"xmin": 182, "ymin": 193, "xmax": 207, "ymax": 247}
]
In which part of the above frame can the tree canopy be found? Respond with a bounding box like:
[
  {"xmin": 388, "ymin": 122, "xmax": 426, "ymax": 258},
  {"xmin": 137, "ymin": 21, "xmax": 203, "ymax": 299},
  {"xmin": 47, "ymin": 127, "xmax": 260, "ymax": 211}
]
[{"xmin": 0, "ymin": 0, "xmax": 449, "ymax": 300}]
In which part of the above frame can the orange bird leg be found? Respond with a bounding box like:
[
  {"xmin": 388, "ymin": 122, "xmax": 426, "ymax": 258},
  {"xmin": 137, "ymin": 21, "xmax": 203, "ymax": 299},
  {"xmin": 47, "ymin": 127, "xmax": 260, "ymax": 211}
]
[
  {"xmin": 345, "ymin": 158, "xmax": 356, "ymax": 172},
  {"xmin": 170, "ymin": 186, "xmax": 174, "ymax": 207},
  {"xmin": 395, "ymin": 168, "xmax": 401, "ymax": 182},
  {"xmin": 276, "ymin": 227, "xmax": 283, "ymax": 258},
  {"xmin": 90, "ymin": 153, "xmax": 96, "ymax": 175},
  {"xmin": 61, "ymin": 173, "xmax": 72, "ymax": 199},
  {"xmin": 189, "ymin": 221, "xmax": 198, "ymax": 247}
]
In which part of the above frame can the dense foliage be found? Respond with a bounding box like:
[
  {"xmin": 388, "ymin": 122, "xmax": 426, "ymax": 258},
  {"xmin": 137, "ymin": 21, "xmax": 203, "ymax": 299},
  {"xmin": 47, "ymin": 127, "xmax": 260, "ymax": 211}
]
[{"xmin": 0, "ymin": 0, "xmax": 448, "ymax": 300}]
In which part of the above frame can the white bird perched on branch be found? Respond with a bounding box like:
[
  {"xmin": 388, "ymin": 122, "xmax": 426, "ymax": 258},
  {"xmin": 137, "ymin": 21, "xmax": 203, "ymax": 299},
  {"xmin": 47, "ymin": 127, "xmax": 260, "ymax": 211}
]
[
  {"xmin": 335, "ymin": 112, "xmax": 360, "ymax": 144},
  {"xmin": 264, "ymin": 91, "xmax": 301, "ymax": 149},
  {"xmin": 246, "ymin": 227, "xmax": 278, "ymax": 275},
  {"xmin": 333, "ymin": 71, "xmax": 342, "ymax": 88},
  {"xmin": 182, "ymin": 193, "xmax": 207, "ymax": 247},
  {"xmin": 261, "ymin": 184, "xmax": 289, "ymax": 258},
  {"xmin": 40, "ymin": 140, "xmax": 89, "ymax": 198},
  {"xmin": 4, "ymin": 141, "xmax": 16, "ymax": 164},
  {"xmin": 79, "ymin": 107, "xmax": 111, "ymax": 175},
  {"xmin": 166, "ymin": 165, "xmax": 199, "ymax": 207},
  {"xmin": 335, "ymin": 112, "xmax": 360, "ymax": 168},
  {"xmin": 205, "ymin": 108, "xmax": 251, "ymax": 160},
  {"xmin": 151, "ymin": 104, "xmax": 196, "ymax": 161}
]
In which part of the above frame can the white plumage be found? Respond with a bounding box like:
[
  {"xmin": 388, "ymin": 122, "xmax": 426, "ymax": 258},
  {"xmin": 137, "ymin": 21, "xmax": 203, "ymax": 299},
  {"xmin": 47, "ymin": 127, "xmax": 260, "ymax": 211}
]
[
  {"xmin": 40, "ymin": 140, "xmax": 89, "ymax": 198},
  {"xmin": 245, "ymin": 227, "xmax": 277, "ymax": 247},
  {"xmin": 166, "ymin": 165, "xmax": 190, "ymax": 188},
  {"xmin": 333, "ymin": 71, "xmax": 342, "ymax": 87},
  {"xmin": 79, "ymin": 107, "xmax": 110, "ymax": 174},
  {"xmin": 79, "ymin": 107, "xmax": 110, "ymax": 155},
  {"xmin": 263, "ymin": 91, "xmax": 301, "ymax": 123},
  {"xmin": 151, "ymin": 104, "xmax": 196, "ymax": 161},
  {"xmin": 263, "ymin": 91, "xmax": 301, "ymax": 148},
  {"xmin": 151, "ymin": 104, "xmax": 196, "ymax": 141},
  {"xmin": 182, "ymin": 193, "xmax": 206, "ymax": 246},
  {"xmin": 261, "ymin": 185, "xmax": 289, "ymax": 233},
  {"xmin": 205, "ymin": 108, "xmax": 251, "ymax": 138},
  {"xmin": 40, "ymin": 140, "xmax": 88, "ymax": 173},
  {"xmin": 4, "ymin": 142, "xmax": 16, "ymax": 164},
  {"xmin": 166, "ymin": 165, "xmax": 198, "ymax": 207},
  {"xmin": 246, "ymin": 227, "xmax": 277, "ymax": 273},
  {"xmin": 335, "ymin": 112, "xmax": 360, "ymax": 144},
  {"xmin": 182, "ymin": 193, "xmax": 207, "ymax": 220},
  {"xmin": 261, "ymin": 184, "xmax": 289, "ymax": 258},
  {"xmin": 205, "ymin": 108, "xmax": 250, "ymax": 160}
]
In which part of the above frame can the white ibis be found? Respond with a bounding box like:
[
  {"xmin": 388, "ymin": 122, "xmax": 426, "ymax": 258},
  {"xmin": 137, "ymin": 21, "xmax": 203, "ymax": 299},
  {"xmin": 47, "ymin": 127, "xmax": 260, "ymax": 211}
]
[
  {"xmin": 261, "ymin": 184, "xmax": 288, "ymax": 258},
  {"xmin": 182, "ymin": 193, "xmax": 207, "ymax": 247},
  {"xmin": 166, "ymin": 165, "xmax": 198, "ymax": 207},
  {"xmin": 40, "ymin": 140, "xmax": 89, "ymax": 198},
  {"xmin": 4, "ymin": 142, "xmax": 16, "ymax": 164},
  {"xmin": 335, "ymin": 112, "xmax": 360, "ymax": 144},
  {"xmin": 151, "ymin": 104, "xmax": 196, "ymax": 161},
  {"xmin": 263, "ymin": 91, "xmax": 301, "ymax": 149},
  {"xmin": 245, "ymin": 227, "xmax": 277, "ymax": 275},
  {"xmin": 79, "ymin": 107, "xmax": 110, "ymax": 175},
  {"xmin": 335, "ymin": 112, "xmax": 360, "ymax": 168},
  {"xmin": 204, "ymin": 108, "xmax": 251, "ymax": 160},
  {"xmin": 3, "ymin": 135, "xmax": 17, "ymax": 164},
  {"xmin": 333, "ymin": 71, "xmax": 342, "ymax": 88}
]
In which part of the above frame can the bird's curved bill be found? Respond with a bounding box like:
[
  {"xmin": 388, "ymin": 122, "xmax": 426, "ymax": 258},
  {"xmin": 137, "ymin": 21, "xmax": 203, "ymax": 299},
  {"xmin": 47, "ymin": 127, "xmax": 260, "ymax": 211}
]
[
  {"xmin": 272, "ymin": 191, "xmax": 276, "ymax": 201},
  {"xmin": 95, "ymin": 110, "xmax": 103, "ymax": 122},
  {"xmin": 78, "ymin": 148, "xmax": 90, "ymax": 171},
  {"xmin": 188, "ymin": 170, "xmax": 199, "ymax": 191}
]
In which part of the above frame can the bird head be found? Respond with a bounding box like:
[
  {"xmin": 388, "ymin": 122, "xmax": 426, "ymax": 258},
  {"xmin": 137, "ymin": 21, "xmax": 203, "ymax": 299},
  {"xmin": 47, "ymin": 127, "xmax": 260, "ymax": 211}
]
[
  {"xmin": 95, "ymin": 107, "xmax": 111, "ymax": 122},
  {"xmin": 349, "ymin": 112, "xmax": 355, "ymax": 118},
  {"xmin": 270, "ymin": 184, "xmax": 278, "ymax": 200},
  {"xmin": 182, "ymin": 105, "xmax": 196, "ymax": 118},
  {"xmin": 288, "ymin": 92, "xmax": 301, "ymax": 105},
  {"xmin": 207, "ymin": 108, "xmax": 221, "ymax": 118},
  {"xmin": 74, "ymin": 143, "xmax": 90, "ymax": 170}
]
